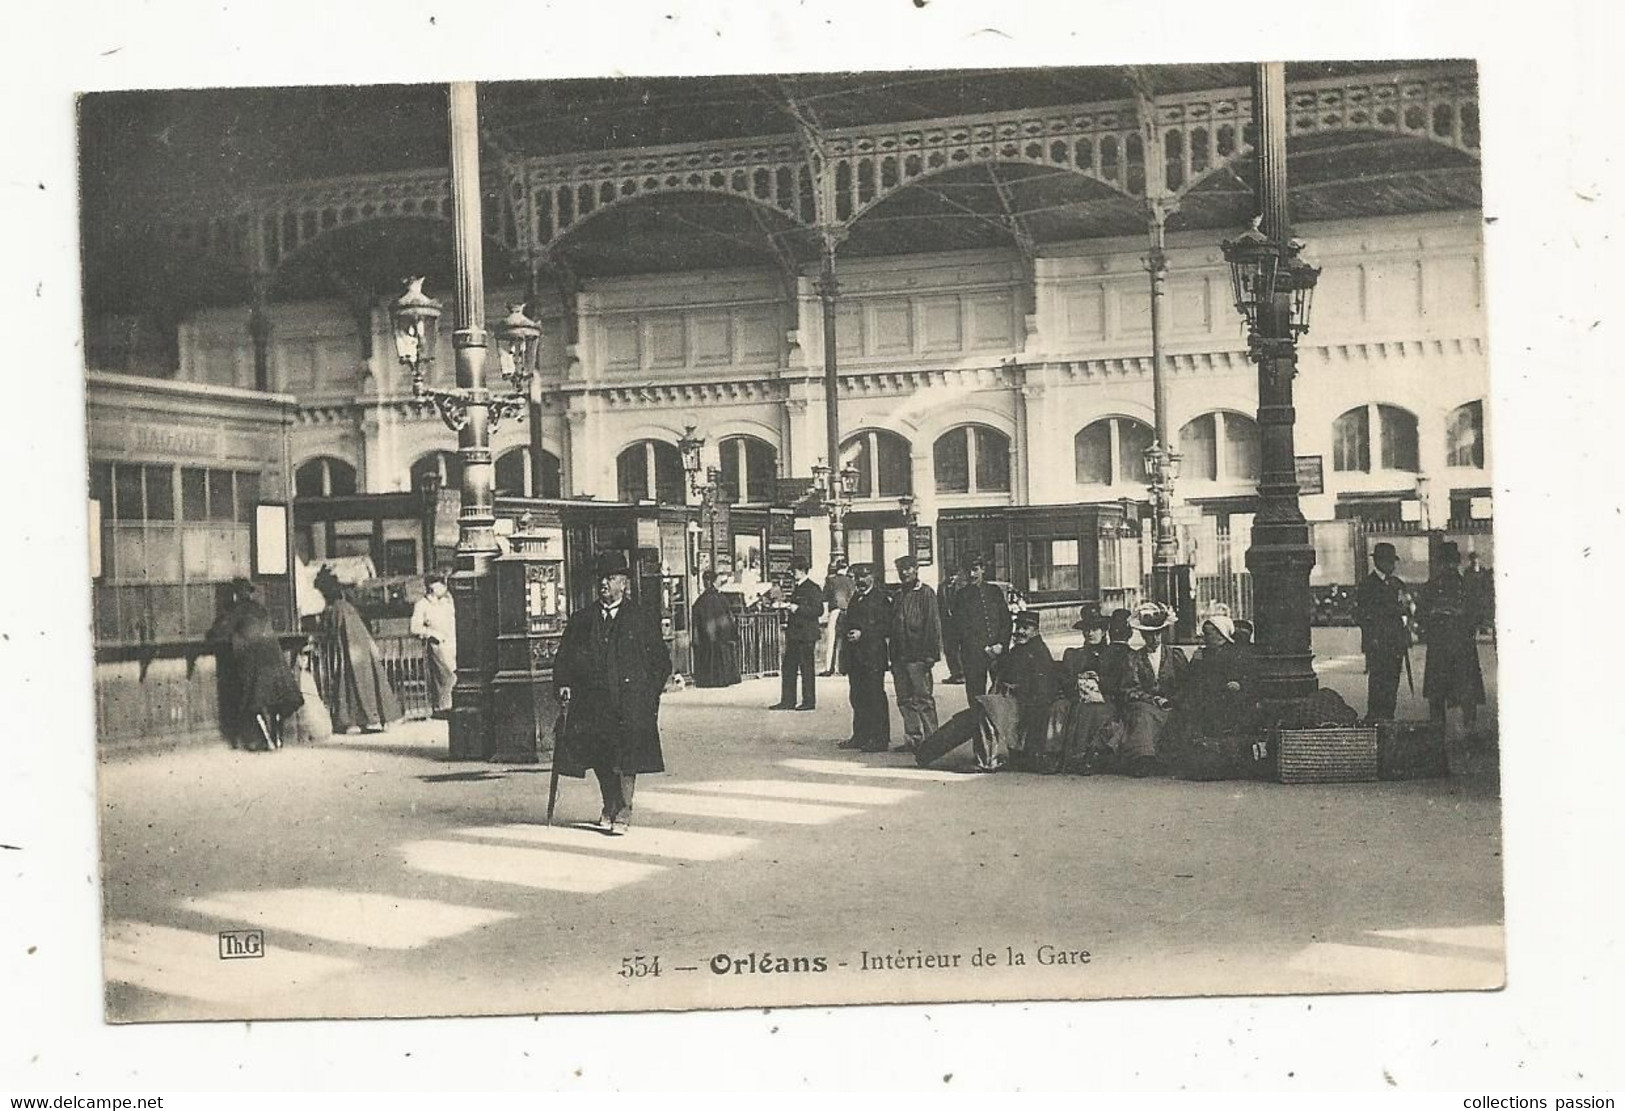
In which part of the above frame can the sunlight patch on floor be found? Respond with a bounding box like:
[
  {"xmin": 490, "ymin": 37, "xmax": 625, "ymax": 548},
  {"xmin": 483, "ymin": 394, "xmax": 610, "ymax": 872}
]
[
  {"xmin": 104, "ymin": 920, "xmax": 355, "ymax": 1005},
  {"xmin": 451, "ymin": 823, "xmax": 756, "ymax": 862},
  {"xmin": 663, "ymin": 778, "xmax": 918, "ymax": 805},
  {"xmin": 633, "ymin": 790, "xmax": 860, "ymax": 824},
  {"xmin": 182, "ymin": 889, "xmax": 514, "ymax": 950},
  {"xmin": 402, "ymin": 840, "xmax": 665, "ymax": 893},
  {"xmin": 778, "ymin": 758, "xmax": 976, "ymax": 783}
]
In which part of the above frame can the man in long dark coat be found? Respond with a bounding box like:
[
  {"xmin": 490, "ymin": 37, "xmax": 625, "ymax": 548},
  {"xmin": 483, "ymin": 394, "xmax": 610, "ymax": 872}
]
[
  {"xmin": 1356, "ymin": 541, "xmax": 1411, "ymax": 721},
  {"xmin": 1422, "ymin": 542, "xmax": 1487, "ymax": 737},
  {"xmin": 838, "ymin": 563, "xmax": 893, "ymax": 752},
  {"xmin": 553, "ymin": 552, "xmax": 673, "ymax": 836},
  {"xmin": 770, "ymin": 556, "xmax": 824, "ymax": 710},
  {"xmin": 690, "ymin": 570, "xmax": 741, "ymax": 687},
  {"xmin": 952, "ymin": 554, "xmax": 1011, "ymax": 707}
]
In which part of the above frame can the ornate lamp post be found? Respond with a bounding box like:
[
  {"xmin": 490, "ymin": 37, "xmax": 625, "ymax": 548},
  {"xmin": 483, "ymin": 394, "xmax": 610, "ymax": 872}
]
[
  {"xmin": 677, "ymin": 426, "xmax": 721, "ymax": 574},
  {"xmin": 811, "ymin": 459, "xmax": 858, "ymax": 560},
  {"xmin": 1219, "ymin": 64, "xmax": 1327, "ymax": 711},
  {"xmin": 382, "ymin": 82, "xmax": 545, "ymax": 760}
]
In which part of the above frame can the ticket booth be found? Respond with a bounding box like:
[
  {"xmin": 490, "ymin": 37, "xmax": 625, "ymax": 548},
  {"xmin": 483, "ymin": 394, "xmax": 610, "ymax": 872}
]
[{"xmin": 489, "ymin": 507, "xmax": 568, "ymax": 764}]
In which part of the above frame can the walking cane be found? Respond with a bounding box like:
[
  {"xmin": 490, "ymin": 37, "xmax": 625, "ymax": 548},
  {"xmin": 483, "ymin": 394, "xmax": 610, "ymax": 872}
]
[{"xmin": 545, "ymin": 692, "xmax": 569, "ymax": 826}]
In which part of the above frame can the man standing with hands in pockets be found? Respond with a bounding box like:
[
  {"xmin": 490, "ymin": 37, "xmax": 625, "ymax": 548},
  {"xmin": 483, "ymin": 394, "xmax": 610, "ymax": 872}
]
[
  {"xmin": 770, "ymin": 556, "xmax": 824, "ymax": 711},
  {"xmin": 888, "ymin": 554, "xmax": 942, "ymax": 753}
]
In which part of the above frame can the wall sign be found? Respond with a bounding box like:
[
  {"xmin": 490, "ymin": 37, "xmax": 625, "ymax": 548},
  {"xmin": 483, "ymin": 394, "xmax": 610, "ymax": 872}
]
[
  {"xmin": 1295, "ymin": 455, "xmax": 1325, "ymax": 496},
  {"xmin": 254, "ymin": 503, "xmax": 289, "ymax": 576},
  {"xmin": 911, "ymin": 524, "xmax": 934, "ymax": 565}
]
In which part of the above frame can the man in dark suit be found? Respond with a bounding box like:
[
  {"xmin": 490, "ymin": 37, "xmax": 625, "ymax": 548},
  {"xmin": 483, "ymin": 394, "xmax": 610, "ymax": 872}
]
[
  {"xmin": 553, "ymin": 552, "xmax": 673, "ymax": 836},
  {"xmin": 1355, "ymin": 541, "xmax": 1410, "ymax": 721},
  {"xmin": 771, "ymin": 555, "xmax": 824, "ymax": 710},
  {"xmin": 952, "ymin": 554, "xmax": 1012, "ymax": 707},
  {"xmin": 837, "ymin": 563, "xmax": 893, "ymax": 752}
]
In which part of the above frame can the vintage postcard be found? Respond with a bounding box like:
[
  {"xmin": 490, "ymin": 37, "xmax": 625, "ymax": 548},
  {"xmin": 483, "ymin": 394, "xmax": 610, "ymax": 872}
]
[{"xmin": 80, "ymin": 58, "xmax": 1505, "ymax": 1025}]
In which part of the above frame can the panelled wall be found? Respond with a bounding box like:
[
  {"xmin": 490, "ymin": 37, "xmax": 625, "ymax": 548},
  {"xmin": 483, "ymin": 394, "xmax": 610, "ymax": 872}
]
[{"xmin": 166, "ymin": 209, "xmax": 1490, "ymax": 550}]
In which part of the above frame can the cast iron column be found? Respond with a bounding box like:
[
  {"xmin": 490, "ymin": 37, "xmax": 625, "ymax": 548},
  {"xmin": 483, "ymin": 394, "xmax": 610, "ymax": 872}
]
[
  {"xmin": 1146, "ymin": 208, "xmax": 1178, "ymax": 609},
  {"xmin": 817, "ymin": 235, "xmax": 846, "ymax": 558},
  {"xmin": 447, "ymin": 81, "xmax": 500, "ymax": 759},
  {"xmin": 1245, "ymin": 63, "xmax": 1319, "ymax": 704}
]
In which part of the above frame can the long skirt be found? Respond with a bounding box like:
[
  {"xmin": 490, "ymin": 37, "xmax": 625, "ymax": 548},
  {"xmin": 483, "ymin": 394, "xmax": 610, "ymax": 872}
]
[{"xmin": 1119, "ymin": 701, "xmax": 1171, "ymax": 761}]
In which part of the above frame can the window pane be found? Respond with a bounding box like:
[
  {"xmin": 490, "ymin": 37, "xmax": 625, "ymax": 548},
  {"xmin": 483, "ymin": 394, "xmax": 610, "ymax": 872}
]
[
  {"xmin": 295, "ymin": 459, "xmax": 326, "ymax": 498},
  {"xmin": 182, "ymin": 468, "xmax": 208, "ymax": 519},
  {"xmin": 538, "ymin": 451, "xmax": 562, "ymax": 499},
  {"xmin": 1118, "ymin": 420, "xmax": 1153, "ymax": 484},
  {"xmin": 113, "ymin": 527, "xmax": 145, "ymax": 581},
  {"xmin": 494, "ymin": 449, "xmax": 527, "ymax": 496},
  {"xmin": 183, "ymin": 527, "xmax": 211, "ymax": 578},
  {"xmin": 1075, "ymin": 422, "xmax": 1112, "ymax": 484},
  {"xmin": 616, "ymin": 446, "xmax": 648, "ymax": 502},
  {"xmin": 1378, "ymin": 406, "xmax": 1419, "ymax": 472},
  {"xmin": 1178, "ymin": 416, "xmax": 1218, "ymax": 481},
  {"xmin": 1332, "ymin": 408, "xmax": 1371, "ymax": 472},
  {"xmin": 933, "ymin": 428, "xmax": 969, "ymax": 494},
  {"xmin": 148, "ymin": 583, "xmax": 184, "ymax": 640},
  {"xmin": 114, "ymin": 465, "xmax": 144, "ymax": 520},
  {"xmin": 745, "ymin": 440, "xmax": 777, "ymax": 503},
  {"xmin": 236, "ymin": 472, "xmax": 259, "ymax": 522},
  {"xmin": 974, "ymin": 426, "xmax": 1010, "ymax": 492},
  {"xmin": 876, "ymin": 432, "xmax": 912, "ymax": 497},
  {"xmin": 89, "ymin": 462, "xmax": 112, "ymax": 505},
  {"xmin": 1447, "ymin": 401, "xmax": 1485, "ymax": 468},
  {"xmin": 841, "ymin": 436, "xmax": 872, "ymax": 499},
  {"xmin": 847, "ymin": 528, "xmax": 874, "ymax": 567},
  {"xmin": 653, "ymin": 442, "xmax": 686, "ymax": 505},
  {"xmin": 1223, "ymin": 415, "xmax": 1260, "ymax": 481},
  {"xmin": 208, "ymin": 469, "xmax": 235, "ymax": 520},
  {"xmin": 328, "ymin": 459, "xmax": 357, "ymax": 496},
  {"xmin": 147, "ymin": 529, "xmax": 182, "ymax": 583}
]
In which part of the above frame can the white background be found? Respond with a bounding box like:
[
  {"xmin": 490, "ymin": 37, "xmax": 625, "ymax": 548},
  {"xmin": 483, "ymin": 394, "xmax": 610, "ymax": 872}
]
[{"xmin": 2, "ymin": 0, "xmax": 1621, "ymax": 1094}]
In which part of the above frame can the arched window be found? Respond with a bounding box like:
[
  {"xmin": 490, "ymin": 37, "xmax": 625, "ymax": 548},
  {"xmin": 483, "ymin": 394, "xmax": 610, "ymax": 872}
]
[
  {"xmin": 494, "ymin": 447, "xmax": 563, "ymax": 498},
  {"xmin": 1332, "ymin": 405, "xmax": 1419, "ymax": 473},
  {"xmin": 717, "ymin": 435, "xmax": 778, "ymax": 504},
  {"xmin": 1074, "ymin": 417, "xmax": 1153, "ymax": 486},
  {"xmin": 1447, "ymin": 400, "xmax": 1485, "ymax": 468},
  {"xmin": 840, "ymin": 429, "xmax": 913, "ymax": 498},
  {"xmin": 409, "ymin": 450, "xmax": 462, "ymax": 491},
  {"xmin": 932, "ymin": 424, "xmax": 1011, "ymax": 495},
  {"xmin": 294, "ymin": 456, "xmax": 357, "ymax": 497},
  {"xmin": 1177, "ymin": 412, "xmax": 1259, "ymax": 483},
  {"xmin": 616, "ymin": 440, "xmax": 685, "ymax": 504}
]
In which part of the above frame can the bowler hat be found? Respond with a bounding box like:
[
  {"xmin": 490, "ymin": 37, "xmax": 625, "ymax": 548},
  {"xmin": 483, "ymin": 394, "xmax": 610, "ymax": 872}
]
[
  {"xmin": 850, "ymin": 562, "xmax": 875, "ymax": 579},
  {"xmin": 1014, "ymin": 610, "xmax": 1041, "ymax": 631},
  {"xmin": 790, "ymin": 555, "xmax": 811, "ymax": 573},
  {"xmin": 1439, "ymin": 541, "xmax": 1461, "ymax": 565},
  {"xmin": 1071, "ymin": 604, "xmax": 1108, "ymax": 632},
  {"xmin": 1372, "ymin": 542, "xmax": 1397, "ymax": 561},
  {"xmin": 593, "ymin": 551, "xmax": 631, "ymax": 578}
]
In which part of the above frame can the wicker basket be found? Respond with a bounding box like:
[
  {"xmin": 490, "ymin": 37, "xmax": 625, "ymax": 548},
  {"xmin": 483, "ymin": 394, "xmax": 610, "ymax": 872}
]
[{"xmin": 1276, "ymin": 726, "xmax": 1379, "ymax": 784}]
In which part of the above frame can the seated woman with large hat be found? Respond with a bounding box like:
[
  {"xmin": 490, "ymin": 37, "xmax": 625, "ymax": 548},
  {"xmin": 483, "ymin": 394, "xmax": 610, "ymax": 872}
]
[{"xmin": 1101, "ymin": 601, "xmax": 1187, "ymax": 776}]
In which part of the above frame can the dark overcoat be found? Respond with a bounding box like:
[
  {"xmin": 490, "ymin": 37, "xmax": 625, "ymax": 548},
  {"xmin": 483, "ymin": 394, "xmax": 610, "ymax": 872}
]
[
  {"xmin": 553, "ymin": 600, "xmax": 673, "ymax": 777},
  {"xmin": 840, "ymin": 586, "xmax": 892, "ymax": 674},
  {"xmin": 690, "ymin": 587, "xmax": 741, "ymax": 687},
  {"xmin": 1356, "ymin": 571, "xmax": 1410, "ymax": 662},
  {"xmin": 1421, "ymin": 569, "xmax": 1486, "ymax": 706},
  {"xmin": 953, "ymin": 581, "xmax": 1012, "ymax": 653},
  {"xmin": 784, "ymin": 577, "xmax": 826, "ymax": 643}
]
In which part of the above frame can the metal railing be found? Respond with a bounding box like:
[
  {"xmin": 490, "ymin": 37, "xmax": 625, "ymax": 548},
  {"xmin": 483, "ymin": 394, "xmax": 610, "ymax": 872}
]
[
  {"xmin": 737, "ymin": 611, "xmax": 783, "ymax": 679},
  {"xmin": 307, "ymin": 632, "xmax": 434, "ymax": 722}
]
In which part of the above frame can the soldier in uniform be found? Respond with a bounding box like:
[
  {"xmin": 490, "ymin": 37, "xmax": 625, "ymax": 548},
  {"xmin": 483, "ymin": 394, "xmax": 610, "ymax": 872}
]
[
  {"xmin": 952, "ymin": 554, "xmax": 1012, "ymax": 707},
  {"xmin": 1355, "ymin": 541, "xmax": 1412, "ymax": 721}
]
